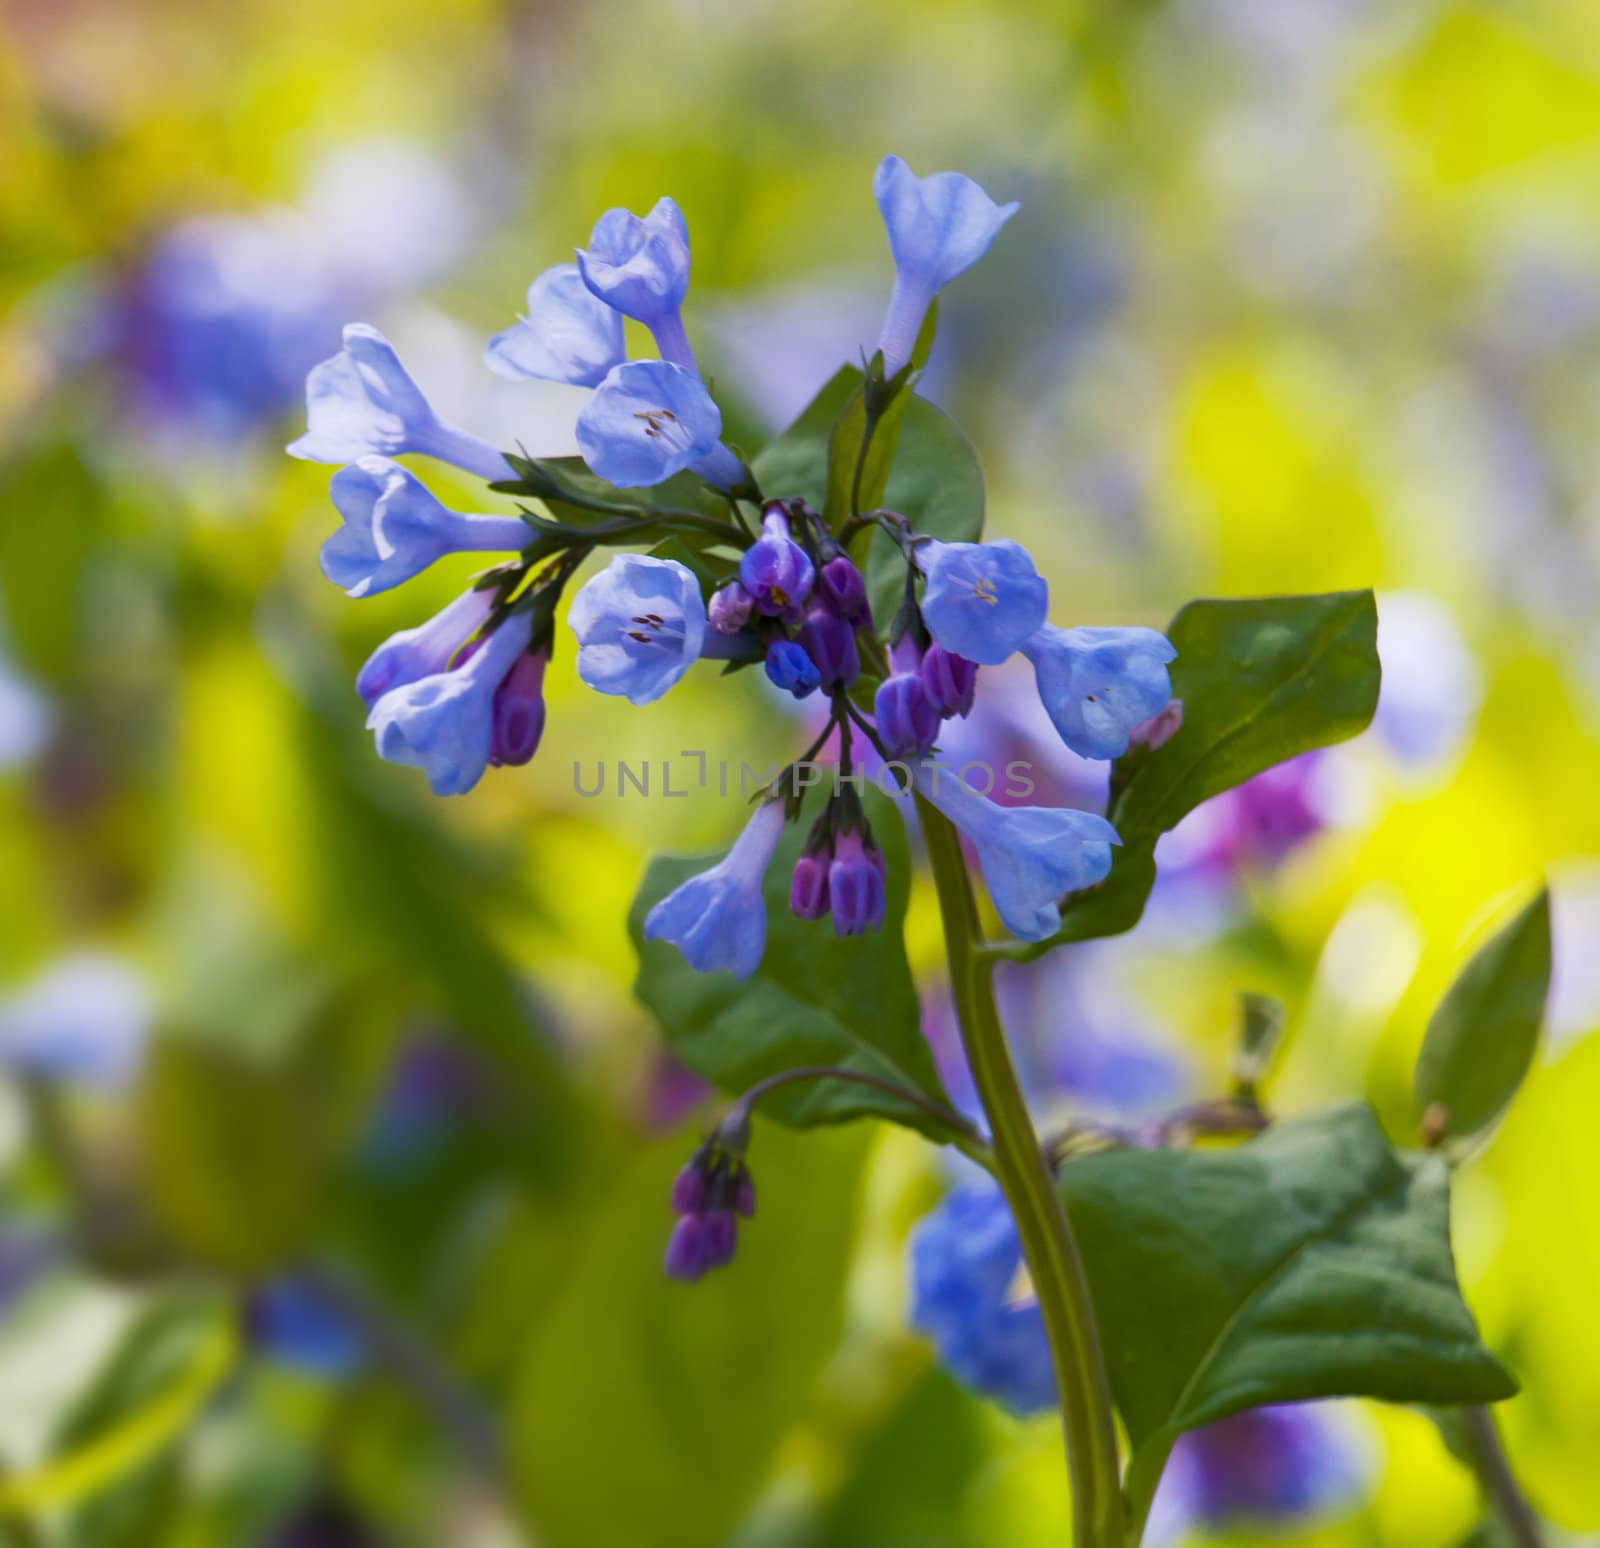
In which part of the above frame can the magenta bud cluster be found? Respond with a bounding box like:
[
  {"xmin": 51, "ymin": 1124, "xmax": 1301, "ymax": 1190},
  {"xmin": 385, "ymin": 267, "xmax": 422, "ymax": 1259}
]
[
  {"xmin": 788, "ymin": 805, "xmax": 888, "ymax": 937},
  {"xmin": 665, "ymin": 1143, "xmax": 758, "ymax": 1282}
]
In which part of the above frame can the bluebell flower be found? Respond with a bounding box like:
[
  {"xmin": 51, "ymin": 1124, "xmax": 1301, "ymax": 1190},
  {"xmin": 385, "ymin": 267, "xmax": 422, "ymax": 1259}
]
[
  {"xmin": 909, "ymin": 1181, "xmax": 1057, "ymax": 1414},
  {"xmin": 875, "ymin": 672, "xmax": 941, "ymax": 758},
  {"xmin": 0, "ymin": 954, "xmax": 150, "ymax": 1088},
  {"xmin": 920, "ymin": 643, "xmax": 978, "ymax": 719},
  {"xmin": 322, "ymin": 457, "xmax": 531, "ymax": 598},
  {"xmin": 355, "ymin": 585, "xmax": 496, "ymax": 710},
  {"xmin": 708, "ymin": 581, "xmax": 755, "ymax": 634},
  {"xmin": 366, "ymin": 611, "xmax": 534, "ymax": 796},
  {"xmin": 919, "ymin": 540, "xmax": 1049, "ymax": 666},
  {"xmin": 1145, "ymin": 1403, "xmax": 1371, "ymax": 1547},
  {"xmin": 568, "ymin": 554, "xmax": 708, "ymax": 706},
  {"xmin": 789, "ymin": 852, "xmax": 831, "ymax": 921},
  {"xmin": 740, "ymin": 508, "xmax": 816, "ymax": 619},
  {"xmin": 913, "ymin": 763, "xmax": 1117, "ymax": 941},
  {"xmin": 796, "ymin": 607, "xmax": 860, "ymax": 691},
  {"xmin": 1020, "ymin": 625, "xmax": 1176, "ymax": 761},
  {"xmin": 873, "ymin": 155, "xmax": 1020, "ymax": 375},
  {"xmin": 576, "ymin": 197, "xmax": 696, "ymax": 370},
  {"xmin": 828, "ymin": 830, "xmax": 886, "ymax": 937},
  {"xmin": 489, "ymin": 645, "xmax": 548, "ymax": 767},
  {"xmin": 485, "ymin": 263, "xmax": 627, "ymax": 388},
  {"xmin": 765, "ymin": 639, "xmax": 822, "ymax": 699},
  {"xmin": 288, "ymin": 323, "xmax": 506, "ymax": 481},
  {"xmin": 247, "ymin": 1278, "xmax": 364, "ymax": 1377},
  {"xmin": 643, "ymin": 799, "xmax": 789, "ymax": 979},
  {"xmin": 575, "ymin": 360, "xmax": 743, "ymax": 490}
]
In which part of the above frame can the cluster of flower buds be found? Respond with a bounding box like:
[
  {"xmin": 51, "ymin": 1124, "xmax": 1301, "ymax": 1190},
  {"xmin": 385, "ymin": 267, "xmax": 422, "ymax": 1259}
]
[
  {"xmin": 789, "ymin": 786, "xmax": 888, "ymax": 936},
  {"xmin": 664, "ymin": 1108, "xmax": 757, "ymax": 1282},
  {"xmin": 874, "ymin": 628, "xmax": 979, "ymax": 759}
]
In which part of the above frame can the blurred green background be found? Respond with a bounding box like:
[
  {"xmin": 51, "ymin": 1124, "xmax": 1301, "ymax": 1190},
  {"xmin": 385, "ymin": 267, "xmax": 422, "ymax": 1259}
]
[{"xmin": 3, "ymin": 1, "xmax": 1599, "ymax": 1543}]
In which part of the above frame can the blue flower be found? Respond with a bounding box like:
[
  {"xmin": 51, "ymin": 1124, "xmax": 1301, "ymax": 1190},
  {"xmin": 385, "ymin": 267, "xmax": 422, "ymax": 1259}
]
[
  {"xmin": 576, "ymin": 197, "xmax": 695, "ymax": 369},
  {"xmin": 0, "ymin": 954, "xmax": 150, "ymax": 1088},
  {"xmin": 1146, "ymin": 1404, "xmax": 1371, "ymax": 1547},
  {"xmin": 575, "ymin": 360, "xmax": 742, "ymax": 490},
  {"xmin": 643, "ymin": 800, "xmax": 788, "ymax": 979},
  {"xmin": 920, "ymin": 540, "xmax": 1049, "ymax": 666},
  {"xmin": 355, "ymin": 585, "xmax": 496, "ymax": 709},
  {"xmin": 909, "ymin": 1181, "xmax": 1057, "ymax": 1415},
  {"xmin": 0, "ymin": 638, "xmax": 51, "ymax": 771},
  {"xmin": 873, "ymin": 155, "xmax": 1020, "ymax": 375},
  {"xmin": 1020, "ymin": 625, "xmax": 1176, "ymax": 761},
  {"xmin": 247, "ymin": 1278, "xmax": 364, "ymax": 1376},
  {"xmin": 485, "ymin": 263, "xmax": 627, "ymax": 388},
  {"xmin": 287, "ymin": 323, "xmax": 506, "ymax": 480},
  {"xmin": 796, "ymin": 607, "xmax": 859, "ymax": 691},
  {"xmin": 828, "ymin": 830, "xmax": 886, "ymax": 937},
  {"xmin": 914, "ymin": 763, "xmax": 1117, "ymax": 941},
  {"xmin": 568, "ymin": 554, "xmax": 707, "ymax": 706},
  {"xmin": 765, "ymin": 639, "xmax": 822, "ymax": 699},
  {"xmin": 322, "ymin": 457, "xmax": 531, "ymax": 598},
  {"xmin": 875, "ymin": 673, "xmax": 941, "ymax": 758},
  {"xmin": 366, "ymin": 612, "xmax": 533, "ymax": 796},
  {"xmin": 739, "ymin": 508, "xmax": 816, "ymax": 618}
]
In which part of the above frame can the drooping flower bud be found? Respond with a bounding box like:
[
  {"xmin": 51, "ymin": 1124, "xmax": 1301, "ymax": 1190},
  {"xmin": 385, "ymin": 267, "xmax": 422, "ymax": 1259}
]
[
  {"xmin": 489, "ymin": 646, "xmax": 549, "ymax": 767},
  {"xmin": 796, "ymin": 606, "xmax": 860, "ymax": 692},
  {"xmin": 789, "ymin": 852, "xmax": 831, "ymax": 921},
  {"xmin": 708, "ymin": 581, "xmax": 754, "ymax": 634},
  {"xmin": 740, "ymin": 507, "xmax": 815, "ymax": 618},
  {"xmin": 670, "ymin": 1158, "xmax": 708, "ymax": 1216},
  {"xmin": 874, "ymin": 672, "xmax": 941, "ymax": 759},
  {"xmin": 828, "ymin": 829, "xmax": 887, "ymax": 938},
  {"xmin": 921, "ymin": 643, "xmax": 978, "ymax": 719},
  {"xmin": 816, "ymin": 553, "xmax": 870, "ymax": 624},
  {"xmin": 765, "ymin": 639, "xmax": 822, "ymax": 700},
  {"xmin": 664, "ymin": 1215, "xmax": 709, "ymax": 1282},
  {"xmin": 664, "ymin": 1124, "xmax": 758, "ymax": 1284},
  {"xmin": 701, "ymin": 1209, "xmax": 738, "ymax": 1268}
]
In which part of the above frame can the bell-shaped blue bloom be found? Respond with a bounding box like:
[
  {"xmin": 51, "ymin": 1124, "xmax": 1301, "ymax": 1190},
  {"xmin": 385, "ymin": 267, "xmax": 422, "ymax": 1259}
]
[
  {"xmin": 355, "ymin": 586, "xmax": 496, "ymax": 709},
  {"xmin": 765, "ymin": 639, "xmax": 822, "ymax": 699},
  {"xmin": 873, "ymin": 155, "xmax": 1020, "ymax": 375},
  {"xmin": 323, "ymin": 457, "xmax": 531, "ymax": 598},
  {"xmin": 0, "ymin": 954, "xmax": 150, "ymax": 1088},
  {"xmin": 914, "ymin": 763, "xmax": 1117, "ymax": 941},
  {"xmin": 576, "ymin": 197, "xmax": 696, "ymax": 369},
  {"xmin": 366, "ymin": 611, "xmax": 533, "ymax": 796},
  {"xmin": 246, "ymin": 1278, "xmax": 364, "ymax": 1376},
  {"xmin": 575, "ymin": 360, "xmax": 743, "ymax": 491},
  {"xmin": 568, "ymin": 553, "xmax": 707, "ymax": 706},
  {"xmin": 1146, "ymin": 1404, "xmax": 1371, "ymax": 1548},
  {"xmin": 1021, "ymin": 625, "xmax": 1177, "ymax": 761},
  {"xmin": 643, "ymin": 800, "xmax": 788, "ymax": 979},
  {"xmin": 288, "ymin": 324, "xmax": 507, "ymax": 481},
  {"xmin": 484, "ymin": 263, "xmax": 627, "ymax": 388},
  {"xmin": 919, "ymin": 540, "xmax": 1049, "ymax": 666},
  {"xmin": 740, "ymin": 509, "xmax": 816, "ymax": 618},
  {"xmin": 909, "ymin": 1181, "xmax": 1057, "ymax": 1414}
]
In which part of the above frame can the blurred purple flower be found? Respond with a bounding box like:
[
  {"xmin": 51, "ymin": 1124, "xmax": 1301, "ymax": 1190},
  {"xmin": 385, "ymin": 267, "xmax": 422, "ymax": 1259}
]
[{"xmin": 0, "ymin": 953, "xmax": 150, "ymax": 1088}]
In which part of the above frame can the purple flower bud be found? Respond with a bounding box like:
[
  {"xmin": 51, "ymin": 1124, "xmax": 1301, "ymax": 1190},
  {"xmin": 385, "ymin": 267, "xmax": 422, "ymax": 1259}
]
[
  {"xmin": 739, "ymin": 508, "xmax": 815, "ymax": 617},
  {"xmin": 827, "ymin": 831, "xmax": 887, "ymax": 937},
  {"xmin": 875, "ymin": 673, "xmax": 941, "ymax": 758},
  {"xmin": 670, "ymin": 1159, "xmax": 708, "ymax": 1216},
  {"xmin": 765, "ymin": 639, "xmax": 822, "ymax": 699},
  {"xmin": 733, "ymin": 1173, "xmax": 756, "ymax": 1219},
  {"xmin": 796, "ymin": 607, "xmax": 860, "ymax": 691},
  {"xmin": 489, "ymin": 646, "xmax": 548, "ymax": 767},
  {"xmin": 789, "ymin": 853, "xmax": 831, "ymax": 921},
  {"xmin": 701, "ymin": 1209, "xmax": 738, "ymax": 1268},
  {"xmin": 664, "ymin": 1215, "xmax": 709, "ymax": 1281},
  {"xmin": 921, "ymin": 644, "xmax": 978, "ymax": 719},
  {"xmin": 817, "ymin": 554, "xmax": 869, "ymax": 623},
  {"xmin": 708, "ymin": 581, "xmax": 754, "ymax": 634}
]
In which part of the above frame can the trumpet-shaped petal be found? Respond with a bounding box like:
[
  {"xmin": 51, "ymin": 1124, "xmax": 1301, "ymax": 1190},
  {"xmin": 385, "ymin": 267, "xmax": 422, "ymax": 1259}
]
[
  {"xmin": 323, "ymin": 457, "xmax": 529, "ymax": 598},
  {"xmin": 643, "ymin": 800, "xmax": 788, "ymax": 979},
  {"xmin": 874, "ymin": 155, "xmax": 1019, "ymax": 374},
  {"xmin": 485, "ymin": 264, "xmax": 626, "ymax": 388},
  {"xmin": 355, "ymin": 586, "xmax": 497, "ymax": 709},
  {"xmin": 914, "ymin": 763, "xmax": 1117, "ymax": 941},
  {"xmin": 739, "ymin": 509, "xmax": 815, "ymax": 618},
  {"xmin": 568, "ymin": 553, "xmax": 707, "ymax": 705},
  {"xmin": 1021, "ymin": 625, "xmax": 1176, "ymax": 761},
  {"xmin": 577, "ymin": 198, "xmax": 691, "ymax": 329},
  {"xmin": 287, "ymin": 324, "xmax": 506, "ymax": 480},
  {"xmin": 575, "ymin": 360, "xmax": 728, "ymax": 489},
  {"xmin": 920, "ymin": 540, "xmax": 1048, "ymax": 666},
  {"xmin": 366, "ymin": 611, "xmax": 533, "ymax": 796}
]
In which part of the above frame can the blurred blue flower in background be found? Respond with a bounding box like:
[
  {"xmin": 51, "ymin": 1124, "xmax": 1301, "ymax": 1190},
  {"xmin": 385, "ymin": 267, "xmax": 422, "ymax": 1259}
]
[
  {"xmin": 0, "ymin": 631, "xmax": 52, "ymax": 770},
  {"xmin": 247, "ymin": 1278, "xmax": 365, "ymax": 1377},
  {"xmin": 0, "ymin": 953, "xmax": 150, "ymax": 1088},
  {"xmin": 485, "ymin": 264, "xmax": 626, "ymax": 388}
]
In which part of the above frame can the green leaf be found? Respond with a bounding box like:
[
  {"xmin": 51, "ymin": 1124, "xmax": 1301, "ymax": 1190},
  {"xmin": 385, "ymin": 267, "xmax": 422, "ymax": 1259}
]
[
  {"xmin": 629, "ymin": 787, "xmax": 954, "ymax": 1138},
  {"xmin": 1415, "ymin": 889, "xmax": 1552, "ymax": 1143},
  {"xmin": 864, "ymin": 396, "xmax": 986, "ymax": 628},
  {"xmin": 1113, "ymin": 591, "xmax": 1381, "ymax": 841},
  {"xmin": 509, "ymin": 1126, "xmax": 870, "ymax": 1548},
  {"xmin": 1059, "ymin": 1104, "xmax": 1515, "ymax": 1501},
  {"xmin": 748, "ymin": 367, "xmax": 859, "ymax": 513}
]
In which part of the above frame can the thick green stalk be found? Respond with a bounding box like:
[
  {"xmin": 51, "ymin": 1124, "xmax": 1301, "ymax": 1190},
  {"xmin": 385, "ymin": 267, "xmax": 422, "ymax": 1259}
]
[{"xmin": 918, "ymin": 797, "xmax": 1125, "ymax": 1546}]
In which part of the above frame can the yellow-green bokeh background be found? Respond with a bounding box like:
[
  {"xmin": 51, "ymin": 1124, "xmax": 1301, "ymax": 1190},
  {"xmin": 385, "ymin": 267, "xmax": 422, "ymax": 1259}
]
[{"xmin": 3, "ymin": 1, "xmax": 1599, "ymax": 1544}]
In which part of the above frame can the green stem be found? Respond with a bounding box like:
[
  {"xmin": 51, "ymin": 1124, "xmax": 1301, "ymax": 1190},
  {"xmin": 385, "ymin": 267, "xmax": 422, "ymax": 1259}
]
[
  {"xmin": 1459, "ymin": 1406, "xmax": 1543, "ymax": 1548},
  {"xmin": 918, "ymin": 797, "xmax": 1125, "ymax": 1547}
]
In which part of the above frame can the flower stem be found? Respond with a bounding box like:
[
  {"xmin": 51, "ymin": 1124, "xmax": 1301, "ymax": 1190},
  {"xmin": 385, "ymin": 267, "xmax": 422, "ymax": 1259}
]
[
  {"xmin": 1459, "ymin": 1406, "xmax": 1543, "ymax": 1548},
  {"xmin": 918, "ymin": 796, "xmax": 1125, "ymax": 1547}
]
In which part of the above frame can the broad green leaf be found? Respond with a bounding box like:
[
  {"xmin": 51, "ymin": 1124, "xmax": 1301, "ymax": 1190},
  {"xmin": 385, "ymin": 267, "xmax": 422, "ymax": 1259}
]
[
  {"xmin": 1113, "ymin": 591, "xmax": 1381, "ymax": 841},
  {"xmin": 749, "ymin": 366, "xmax": 858, "ymax": 512},
  {"xmin": 824, "ymin": 382, "xmax": 914, "ymax": 528},
  {"xmin": 630, "ymin": 787, "xmax": 954, "ymax": 1139},
  {"xmin": 864, "ymin": 397, "xmax": 986, "ymax": 628},
  {"xmin": 510, "ymin": 1126, "xmax": 870, "ymax": 1548},
  {"xmin": 1059, "ymin": 1103, "xmax": 1515, "ymax": 1498},
  {"xmin": 1415, "ymin": 890, "xmax": 1552, "ymax": 1142}
]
